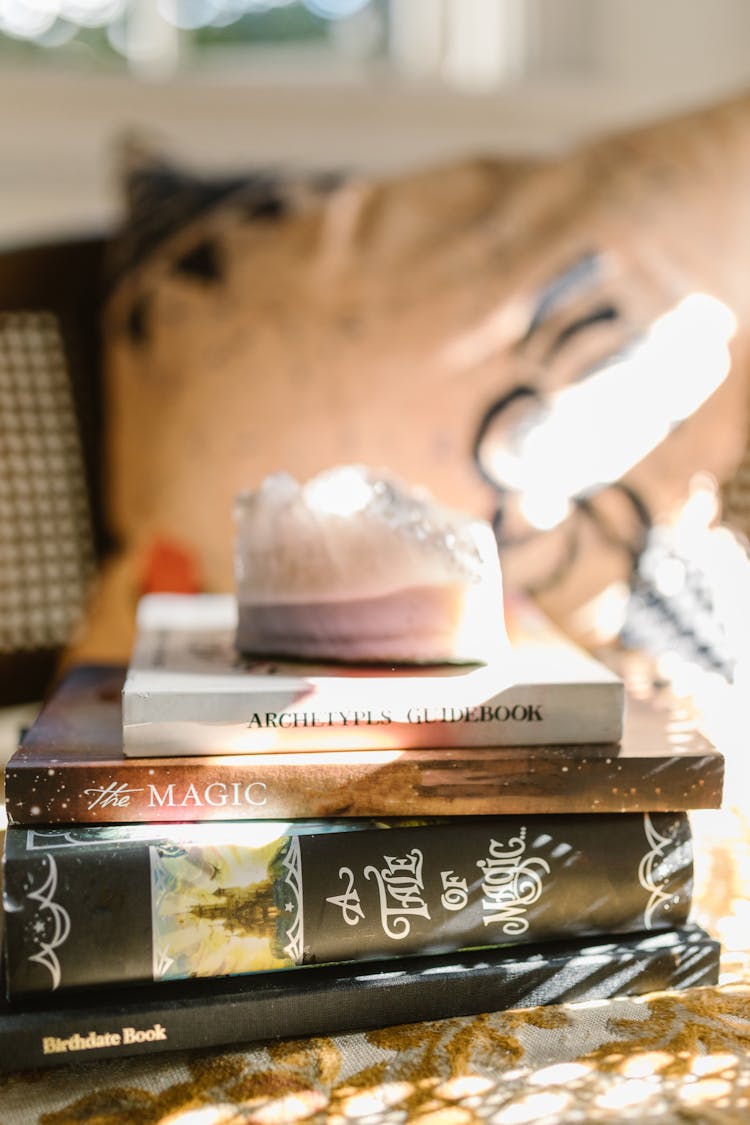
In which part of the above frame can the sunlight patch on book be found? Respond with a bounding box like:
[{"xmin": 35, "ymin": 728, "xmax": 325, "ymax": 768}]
[{"xmin": 143, "ymin": 722, "xmax": 413, "ymax": 755}]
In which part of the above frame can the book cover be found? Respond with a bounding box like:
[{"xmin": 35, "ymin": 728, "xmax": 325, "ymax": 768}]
[
  {"xmin": 0, "ymin": 926, "xmax": 721, "ymax": 1072},
  {"xmin": 2, "ymin": 812, "xmax": 692, "ymax": 996},
  {"xmin": 4, "ymin": 666, "xmax": 724, "ymax": 826},
  {"xmin": 121, "ymin": 593, "xmax": 625, "ymax": 755}
]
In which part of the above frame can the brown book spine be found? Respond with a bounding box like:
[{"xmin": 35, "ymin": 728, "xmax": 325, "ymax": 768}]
[{"xmin": 5, "ymin": 742, "xmax": 725, "ymax": 825}]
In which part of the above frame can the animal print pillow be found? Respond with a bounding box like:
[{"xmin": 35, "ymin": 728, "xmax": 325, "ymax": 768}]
[{"xmin": 69, "ymin": 103, "xmax": 750, "ymax": 664}]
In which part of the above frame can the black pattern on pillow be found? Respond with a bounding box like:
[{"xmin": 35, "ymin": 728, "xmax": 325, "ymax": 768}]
[{"xmin": 108, "ymin": 146, "xmax": 344, "ymax": 288}]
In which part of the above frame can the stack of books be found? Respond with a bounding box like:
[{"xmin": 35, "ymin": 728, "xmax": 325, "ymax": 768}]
[{"xmin": 0, "ymin": 593, "xmax": 724, "ymax": 1070}]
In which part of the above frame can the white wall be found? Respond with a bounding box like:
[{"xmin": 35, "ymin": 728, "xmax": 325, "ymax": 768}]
[{"xmin": 2, "ymin": 0, "xmax": 750, "ymax": 248}]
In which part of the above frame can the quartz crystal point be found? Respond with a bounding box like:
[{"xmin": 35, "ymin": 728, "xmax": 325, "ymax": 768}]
[{"xmin": 234, "ymin": 466, "xmax": 508, "ymax": 664}]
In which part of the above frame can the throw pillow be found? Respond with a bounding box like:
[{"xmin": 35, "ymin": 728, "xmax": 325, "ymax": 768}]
[{"xmin": 69, "ymin": 107, "xmax": 750, "ymax": 664}]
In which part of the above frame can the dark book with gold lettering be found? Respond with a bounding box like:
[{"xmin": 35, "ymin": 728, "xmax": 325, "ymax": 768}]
[
  {"xmin": 0, "ymin": 925, "xmax": 720, "ymax": 1071},
  {"xmin": 3, "ymin": 812, "xmax": 693, "ymax": 998}
]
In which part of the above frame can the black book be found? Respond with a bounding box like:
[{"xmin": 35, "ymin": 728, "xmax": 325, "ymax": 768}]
[
  {"xmin": 0, "ymin": 926, "xmax": 720, "ymax": 1072},
  {"xmin": 3, "ymin": 813, "xmax": 692, "ymax": 997}
]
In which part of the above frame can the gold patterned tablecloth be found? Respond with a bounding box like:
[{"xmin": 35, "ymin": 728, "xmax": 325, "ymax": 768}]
[{"xmin": 1, "ymin": 973, "xmax": 749, "ymax": 1124}]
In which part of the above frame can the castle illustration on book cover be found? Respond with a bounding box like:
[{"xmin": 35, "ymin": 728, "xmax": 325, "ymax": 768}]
[{"xmin": 150, "ymin": 826, "xmax": 306, "ymax": 980}]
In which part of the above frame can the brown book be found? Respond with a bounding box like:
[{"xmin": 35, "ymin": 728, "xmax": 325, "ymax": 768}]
[{"xmin": 4, "ymin": 663, "xmax": 723, "ymax": 825}]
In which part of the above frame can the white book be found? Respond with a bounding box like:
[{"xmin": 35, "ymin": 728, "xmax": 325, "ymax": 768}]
[{"xmin": 121, "ymin": 593, "xmax": 624, "ymax": 756}]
